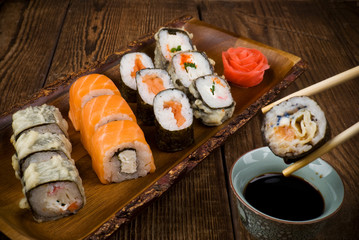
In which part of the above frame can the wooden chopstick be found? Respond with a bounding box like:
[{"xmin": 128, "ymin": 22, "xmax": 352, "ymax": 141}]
[
  {"xmin": 262, "ymin": 66, "xmax": 359, "ymax": 114},
  {"xmin": 282, "ymin": 122, "xmax": 359, "ymax": 176}
]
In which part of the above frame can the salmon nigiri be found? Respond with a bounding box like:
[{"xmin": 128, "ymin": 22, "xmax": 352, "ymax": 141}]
[
  {"xmin": 80, "ymin": 95, "xmax": 136, "ymax": 153},
  {"xmin": 68, "ymin": 74, "xmax": 120, "ymax": 131},
  {"xmin": 91, "ymin": 120, "xmax": 155, "ymax": 184}
]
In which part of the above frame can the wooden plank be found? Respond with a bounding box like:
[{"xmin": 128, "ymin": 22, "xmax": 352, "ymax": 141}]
[
  {"xmin": 0, "ymin": 0, "xmax": 69, "ymax": 114},
  {"xmin": 45, "ymin": 0, "xmax": 200, "ymax": 85},
  {"xmin": 113, "ymin": 149, "xmax": 235, "ymax": 240},
  {"xmin": 198, "ymin": 1, "xmax": 359, "ymax": 239}
]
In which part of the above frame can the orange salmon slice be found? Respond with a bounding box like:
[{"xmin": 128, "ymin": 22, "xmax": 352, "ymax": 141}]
[
  {"xmin": 275, "ymin": 126, "xmax": 296, "ymax": 141},
  {"xmin": 131, "ymin": 55, "xmax": 146, "ymax": 78},
  {"xmin": 142, "ymin": 74, "xmax": 166, "ymax": 94},
  {"xmin": 163, "ymin": 101, "xmax": 186, "ymax": 127}
]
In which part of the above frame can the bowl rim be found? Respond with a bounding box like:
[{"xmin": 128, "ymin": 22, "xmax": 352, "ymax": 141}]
[{"xmin": 229, "ymin": 146, "xmax": 345, "ymax": 225}]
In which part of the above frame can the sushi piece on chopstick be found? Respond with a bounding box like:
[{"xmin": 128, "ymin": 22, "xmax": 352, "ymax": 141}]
[
  {"xmin": 153, "ymin": 88, "xmax": 194, "ymax": 152},
  {"xmin": 91, "ymin": 120, "xmax": 155, "ymax": 184},
  {"xmin": 136, "ymin": 68, "xmax": 174, "ymax": 125},
  {"xmin": 189, "ymin": 75, "xmax": 235, "ymax": 126},
  {"xmin": 261, "ymin": 96, "xmax": 328, "ymax": 163},
  {"xmin": 10, "ymin": 104, "xmax": 85, "ymax": 222},
  {"xmin": 80, "ymin": 94, "xmax": 136, "ymax": 153},
  {"xmin": 68, "ymin": 74, "xmax": 120, "ymax": 131},
  {"xmin": 11, "ymin": 104, "xmax": 68, "ymax": 142},
  {"xmin": 167, "ymin": 51, "xmax": 214, "ymax": 93},
  {"xmin": 154, "ymin": 27, "xmax": 194, "ymax": 69},
  {"xmin": 119, "ymin": 52, "xmax": 154, "ymax": 102}
]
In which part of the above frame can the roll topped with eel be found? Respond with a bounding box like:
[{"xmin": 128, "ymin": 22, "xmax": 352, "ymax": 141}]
[{"xmin": 262, "ymin": 96, "xmax": 328, "ymax": 163}]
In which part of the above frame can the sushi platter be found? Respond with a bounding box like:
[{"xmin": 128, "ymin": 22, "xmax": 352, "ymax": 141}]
[{"xmin": 0, "ymin": 16, "xmax": 306, "ymax": 239}]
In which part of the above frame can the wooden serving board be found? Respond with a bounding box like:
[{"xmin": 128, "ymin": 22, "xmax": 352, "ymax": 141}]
[{"xmin": 0, "ymin": 16, "xmax": 306, "ymax": 240}]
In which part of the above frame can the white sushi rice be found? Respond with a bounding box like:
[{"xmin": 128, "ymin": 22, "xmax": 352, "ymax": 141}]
[
  {"xmin": 120, "ymin": 52, "xmax": 154, "ymax": 90},
  {"xmin": 94, "ymin": 114, "xmax": 135, "ymax": 132},
  {"xmin": 153, "ymin": 89, "xmax": 193, "ymax": 130},
  {"xmin": 168, "ymin": 51, "xmax": 213, "ymax": 90},
  {"xmin": 136, "ymin": 68, "xmax": 174, "ymax": 105},
  {"xmin": 262, "ymin": 96, "xmax": 327, "ymax": 158},
  {"xmin": 81, "ymin": 89, "xmax": 116, "ymax": 108}
]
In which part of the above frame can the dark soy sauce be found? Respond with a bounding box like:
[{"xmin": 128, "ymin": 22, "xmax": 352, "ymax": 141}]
[{"xmin": 244, "ymin": 173, "xmax": 324, "ymax": 221}]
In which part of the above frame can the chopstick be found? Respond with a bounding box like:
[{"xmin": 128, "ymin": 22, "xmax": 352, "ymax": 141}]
[
  {"xmin": 282, "ymin": 121, "xmax": 359, "ymax": 176},
  {"xmin": 262, "ymin": 66, "xmax": 359, "ymax": 114}
]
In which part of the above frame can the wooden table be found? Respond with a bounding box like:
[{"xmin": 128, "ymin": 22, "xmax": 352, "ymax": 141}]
[{"xmin": 1, "ymin": 0, "xmax": 358, "ymax": 239}]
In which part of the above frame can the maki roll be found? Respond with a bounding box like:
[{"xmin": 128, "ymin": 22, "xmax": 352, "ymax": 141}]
[
  {"xmin": 90, "ymin": 120, "xmax": 155, "ymax": 184},
  {"xmin": 136, "ymin": 68, "xmax": 174, "ymax": 125},
  {"xmin": 80, "ymin": 94, "xmax": 136, "ymax": 153},
  {"xmin": 119, "ymin": 52, "xmax": 154, "ymax": 102},
  {"xmin": 21, "ymin": 154, "xmax": 85, "ymax": 222},
  {"xmin": 153, "ymin": 88, "xmax": 194, "ymax": 152},
  {"xmin": 154, "ymin": 27, "xmax": 194, "ymax": 69},
  {"xmin": 69, "ymin": 74, "xmax": 121, "ymax": 131},
  {"xmin": 10, "ymin": 104, "xmax": 86, "ymax": 222},
  {"xmin": 262, "ymin": 96, "xmax": 328, "ymax": 163},
  {"xmin": 12, "ymin": 131, "xmax": 72, "ymax": 178},
  {"xmin": 11, "ymin": 104, "xmax": 68, "ymax": 141},
  {"xmin": 189, "ymin": 75, "xmax": 235, "ymax": 126},
  {"xmin": 167, "ymin": 50, "xmax": 214, "ymax": 93}
]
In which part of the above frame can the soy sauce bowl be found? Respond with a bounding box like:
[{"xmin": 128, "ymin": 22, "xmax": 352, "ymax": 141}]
[{"xmin": 230, "ymin": 147, "xmax": 344, "ymax": 240}]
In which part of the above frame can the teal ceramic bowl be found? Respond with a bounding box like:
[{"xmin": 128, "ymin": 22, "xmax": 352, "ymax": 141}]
[{"xmin": 230, "ymin": 147, "xmax": 344, "ymax": 240}]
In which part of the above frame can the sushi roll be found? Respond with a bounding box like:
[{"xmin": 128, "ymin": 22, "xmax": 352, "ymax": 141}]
[
  {"xmin": 153, "ymin": 88, "xmax": 194, "ymax": 152},
  {"xmin": 188, "ymin": 75, "xmax": 235, "ymax": 126},
  {"xmin": 90, "ymin": 120, "xmax": 155, "ymax": 184},
  {"xmin": 10, "ymin": 104, "xmax": 86, "ymax": 222},
  {"xmin": 21, "ymin": 154, "xmax": 85, "ymax": 222},
  {"xmin": 136, "ymin": 68, "xmax": 174, "ymax": 125},
  {"xmin": 154, "ymin": 27, "xmax": 194, "ymax": 69},
  {"xmin": 12, "ymin": 130, "xmax": 72, "ymax": 179},
  {"xmin": 119, "ymin": 52, "xmax": 154, "ymax": 102},
  {"xmin": 69, "ymin": 74, "xmax": 120, "ymax": 131},
  {"xmin": 11, "ymin": 104, "xmax": 68, "ymax": 141},
  {"xmin": 262, "ymin": 96, "xmax": 328, "ymax": 163},
  {"xmin": 167, "ymin": 50, "xmax": 214, "ymax": 93},
  {"xmin": 80, "ymin": 95, "xmax": 136, "ymax": 153}
]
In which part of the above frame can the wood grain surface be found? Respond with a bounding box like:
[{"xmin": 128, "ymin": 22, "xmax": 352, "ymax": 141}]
[{"xmin": 1, "ymin": 0, "xmax": 358, "ymax": 240}]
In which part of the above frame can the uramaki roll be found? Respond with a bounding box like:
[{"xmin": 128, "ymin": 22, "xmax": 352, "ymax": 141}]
[
  {"xmin": 91, "ymin": 120, "xmax": 155, "ymax": 184},
  {"xmin": 68, "ymin": 74, "xmax": 120, "ymax": 131},
  {"xmin": 80, "ymin": 94, "xmax": 136, "ymax": 153}
]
